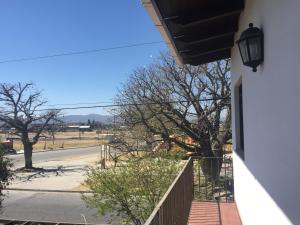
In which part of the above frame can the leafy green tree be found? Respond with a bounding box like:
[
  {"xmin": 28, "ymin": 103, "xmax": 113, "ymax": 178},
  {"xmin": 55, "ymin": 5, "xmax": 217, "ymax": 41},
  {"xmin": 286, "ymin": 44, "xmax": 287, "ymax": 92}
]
[
  {"xmin": 83, "ymin": 156, "xmax": 181, "ymax": 225},
  {"xmin": 0, "ymin": 146, "xmax": 13, "ymax": 207}
]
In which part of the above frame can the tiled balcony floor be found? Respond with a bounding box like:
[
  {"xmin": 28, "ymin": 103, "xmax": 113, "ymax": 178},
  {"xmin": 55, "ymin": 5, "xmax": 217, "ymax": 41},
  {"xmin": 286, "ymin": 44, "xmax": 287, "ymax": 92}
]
[{"xmin": 188, "ymin": 201, "xmax": 242, "ymax": 225}]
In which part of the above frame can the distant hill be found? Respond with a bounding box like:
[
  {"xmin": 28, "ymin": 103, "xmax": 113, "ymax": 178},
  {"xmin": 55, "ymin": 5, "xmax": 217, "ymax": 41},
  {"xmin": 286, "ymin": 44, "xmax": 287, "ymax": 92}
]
[{"xmin": 61, "ymin": 114, "xmax": 113, "ymax": 124}]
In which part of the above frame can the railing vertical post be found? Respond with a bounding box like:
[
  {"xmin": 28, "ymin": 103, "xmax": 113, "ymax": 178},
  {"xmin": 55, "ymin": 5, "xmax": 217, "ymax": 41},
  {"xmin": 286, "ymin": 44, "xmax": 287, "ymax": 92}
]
[
  {"xmin": 205, "ymin": 162, "xmax": 208, "ymax": 200},
  {"xmin": 211, "ymin": 158, "xmax": 213, "ymax": 200},
  {"xmin": 224, "ymin": 156, "xmax": 228, "ymax": 203},
  {"xmin": 198, "ymin": 159, "xmax": 201, "ymax": 199}
]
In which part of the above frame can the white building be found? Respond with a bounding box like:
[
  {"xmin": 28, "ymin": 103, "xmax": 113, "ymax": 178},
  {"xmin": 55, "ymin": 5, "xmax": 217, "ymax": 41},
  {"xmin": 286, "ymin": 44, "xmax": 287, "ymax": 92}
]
[{"xmin": 143, "ymin": 0, "xmax": 300, "ymax": 224}]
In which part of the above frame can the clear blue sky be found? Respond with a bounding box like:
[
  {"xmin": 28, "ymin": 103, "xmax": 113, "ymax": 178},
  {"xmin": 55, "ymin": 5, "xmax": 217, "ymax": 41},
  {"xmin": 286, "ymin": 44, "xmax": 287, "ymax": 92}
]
[{"xmin": 0, "ymin": 0, "xmax": 167, "ymax": 115}]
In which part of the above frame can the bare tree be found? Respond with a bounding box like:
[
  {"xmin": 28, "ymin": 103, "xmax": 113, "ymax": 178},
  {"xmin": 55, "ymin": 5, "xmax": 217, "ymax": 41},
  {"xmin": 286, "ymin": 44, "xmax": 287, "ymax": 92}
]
[
  {"xmin": 0, "ymin": 82, "xmax": 60, "ymax": 169},
  {"xmin": 116, "ymin": 54, "xmax": 231, "ymax": 178},
  {"xmin": 108, "ymin": 126, "xmax": 160, "ymax": 165},
  {"xmin": 47, "ymin": 121, "xmax": 62, "ymax": 146}
]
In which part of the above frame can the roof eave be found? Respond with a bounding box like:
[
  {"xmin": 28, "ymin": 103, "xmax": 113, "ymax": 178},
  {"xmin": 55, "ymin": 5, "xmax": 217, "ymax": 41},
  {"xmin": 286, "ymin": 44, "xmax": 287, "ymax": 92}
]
[{"xmin": 142, "ymin": 0, "xmax": 184, "ymax": 66}]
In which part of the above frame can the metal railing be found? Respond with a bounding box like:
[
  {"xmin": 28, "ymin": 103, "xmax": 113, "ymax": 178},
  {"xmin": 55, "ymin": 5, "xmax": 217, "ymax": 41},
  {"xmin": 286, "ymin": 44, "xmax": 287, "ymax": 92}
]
[
  {"xmin": 144, "ymin": 156, "xmax": 234, "ymax": 225},
  {"xmin": 144, "ymin": 158, "xmax": 193, "ymax": 225},
  {"xmin": 193, "ymin": 156, "xmax": 234, "ymax": 202}
]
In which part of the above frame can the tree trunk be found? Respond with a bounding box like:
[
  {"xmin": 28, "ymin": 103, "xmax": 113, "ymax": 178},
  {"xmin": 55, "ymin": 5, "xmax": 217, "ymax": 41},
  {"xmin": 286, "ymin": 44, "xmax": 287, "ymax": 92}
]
[
  {"xmin": 200, "ymin": 156, "xmax": 223, "ymax": 181},
  {"xmin": 52, "ymin": 131, "xmax": 55, "ymax": 145},
  {"xmin": 24, "ymin": 143, "xmax": 33, "ymax": 169},
  {"xmin": 197, "ymin": 141, "xmax": 224, "ymax": 180}
]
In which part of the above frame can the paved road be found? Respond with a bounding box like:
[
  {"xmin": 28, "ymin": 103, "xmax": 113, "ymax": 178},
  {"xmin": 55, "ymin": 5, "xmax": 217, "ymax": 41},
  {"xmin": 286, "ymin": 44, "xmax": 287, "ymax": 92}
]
[
  {"xmin": 0, "ymin": 191, "xmax": 110, "ymax": 224},
  {"xmin": 1, "ymin": 147, "xmax": 114, "ymax": 224},
  {"xmin": 8, "ymin": 146, "xmax": 102, "ymax": 168}
]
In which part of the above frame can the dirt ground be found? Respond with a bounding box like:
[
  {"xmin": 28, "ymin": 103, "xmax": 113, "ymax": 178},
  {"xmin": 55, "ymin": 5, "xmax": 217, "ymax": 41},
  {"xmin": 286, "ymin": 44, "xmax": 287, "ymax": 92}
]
[{"xmin": 1, "ymin": 131, "xmax": 114, "ymax": 152}]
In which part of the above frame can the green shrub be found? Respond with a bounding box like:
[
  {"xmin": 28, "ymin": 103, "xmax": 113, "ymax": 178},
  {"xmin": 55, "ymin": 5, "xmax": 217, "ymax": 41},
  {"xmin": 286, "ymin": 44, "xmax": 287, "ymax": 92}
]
[
  {"xmin": 83, "ymin": 157, "xmax": 182, "ymax": 225},
  {"xmin": 0, "ymin": 146, "xmax": 13, "ymax": 207}
]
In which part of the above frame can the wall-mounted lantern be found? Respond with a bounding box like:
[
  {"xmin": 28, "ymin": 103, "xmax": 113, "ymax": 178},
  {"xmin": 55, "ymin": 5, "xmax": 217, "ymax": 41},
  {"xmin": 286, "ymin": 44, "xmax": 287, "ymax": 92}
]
[{"xmin": 236, "ymin": 23, "xmax": 264, "ymax": 72}]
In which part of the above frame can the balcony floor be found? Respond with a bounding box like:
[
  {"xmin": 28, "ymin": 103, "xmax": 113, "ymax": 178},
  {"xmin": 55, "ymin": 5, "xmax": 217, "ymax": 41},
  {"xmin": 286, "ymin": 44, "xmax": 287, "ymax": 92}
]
[{"xmin": 188, "ymin": 201, "xmax": 242, "ymax": 225}]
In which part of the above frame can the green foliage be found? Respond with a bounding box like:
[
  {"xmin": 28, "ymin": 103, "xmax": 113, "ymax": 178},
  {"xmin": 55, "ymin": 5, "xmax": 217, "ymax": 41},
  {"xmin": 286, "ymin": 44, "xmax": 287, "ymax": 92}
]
[
  {"xmin": 83, "ymin": 157, "xmax": 182, "ymax": 225},
  {"xmin": 0, "ymin": 146, "xmax": 13, "ymax": 206},
  {"xmin": 149, "ymin": 150, "xmax": 186, "ymax": 161}
]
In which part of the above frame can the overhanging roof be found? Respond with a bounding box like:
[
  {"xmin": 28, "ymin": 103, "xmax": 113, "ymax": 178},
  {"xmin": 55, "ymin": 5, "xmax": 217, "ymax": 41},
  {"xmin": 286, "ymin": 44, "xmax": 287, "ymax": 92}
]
[{"xmin": 142, "ymin": 0, "xmax": 244, "ymax": 65}]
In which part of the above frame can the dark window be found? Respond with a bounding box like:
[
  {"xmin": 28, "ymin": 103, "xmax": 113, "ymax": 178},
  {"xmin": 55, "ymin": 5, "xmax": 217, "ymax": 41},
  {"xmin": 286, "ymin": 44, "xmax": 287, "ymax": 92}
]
[
  {"xmin": 236, "ymin": 82, "xmax": 244, "ymax": 159},
  {"xmin": 239, "ymin": 84, "xmax": 244, "ymax": 151}
]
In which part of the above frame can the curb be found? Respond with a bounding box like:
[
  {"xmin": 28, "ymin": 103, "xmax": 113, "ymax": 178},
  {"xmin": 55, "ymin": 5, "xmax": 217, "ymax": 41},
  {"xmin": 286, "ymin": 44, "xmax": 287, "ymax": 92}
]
[{"xmin": 4, "ymin": 187, "xmax": 93, "ymax": 194}]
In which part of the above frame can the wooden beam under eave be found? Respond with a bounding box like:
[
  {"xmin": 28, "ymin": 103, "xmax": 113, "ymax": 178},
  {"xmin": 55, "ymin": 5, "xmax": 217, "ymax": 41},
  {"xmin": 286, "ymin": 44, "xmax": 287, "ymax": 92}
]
[
  {"xmin": 177, "ymin": 34, "xmax": 234, "ymax": 55},
  {"xmin": 183, "ymin": 49, "xmax": 231, "ymax": 65},
  {"xmin": 183, "ymin": 47, "xmax": 232, "ymax": 59},
  {"xmin": 169, "ymin": 9, "xmax": 242, "ymax": 28},
  {"xmin": 175, "ymin": 31, "xmax": 235, "ymax": 47},
  {"xmin": 173, "ymin": 19, "xmax": 239, "ymax": 44}
]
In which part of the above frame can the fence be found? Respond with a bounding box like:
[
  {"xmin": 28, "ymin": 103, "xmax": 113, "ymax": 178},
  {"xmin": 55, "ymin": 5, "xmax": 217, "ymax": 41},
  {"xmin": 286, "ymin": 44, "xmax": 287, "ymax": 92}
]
[
  {"xmin": 100, "ymin": 144, "xmax": 113, "ymax": 161},
  {"xmin": 144, "ymin": 158, "xmax": 193, "ymax": 225}
]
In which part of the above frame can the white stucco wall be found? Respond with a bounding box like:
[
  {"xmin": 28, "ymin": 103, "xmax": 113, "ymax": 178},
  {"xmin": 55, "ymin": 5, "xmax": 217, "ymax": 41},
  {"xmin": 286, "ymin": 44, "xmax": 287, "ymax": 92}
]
[{"xmin": 231, "ymin": 0, "xmax": 300, "ymax": 224}]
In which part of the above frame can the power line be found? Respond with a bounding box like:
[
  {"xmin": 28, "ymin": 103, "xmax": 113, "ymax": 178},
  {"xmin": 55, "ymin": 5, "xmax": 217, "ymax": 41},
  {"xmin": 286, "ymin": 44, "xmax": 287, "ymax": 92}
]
[
  {"xmin": 0, "ymin": 41, "xmax": 164, "ymax": 64},
  {"xmin": 36, "ymin": 97, "xmax": 231, "ymax": 112}
]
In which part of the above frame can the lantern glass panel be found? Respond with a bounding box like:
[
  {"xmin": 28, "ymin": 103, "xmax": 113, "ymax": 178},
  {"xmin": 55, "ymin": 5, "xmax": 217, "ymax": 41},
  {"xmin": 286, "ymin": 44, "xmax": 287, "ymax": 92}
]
[
  {"xmin": 239, "ymin": 39, "xmax": 249, "ymax": 63},
  {"xmin": 248, "ymin": 36, "xmax": 261, "ymax": 61}
]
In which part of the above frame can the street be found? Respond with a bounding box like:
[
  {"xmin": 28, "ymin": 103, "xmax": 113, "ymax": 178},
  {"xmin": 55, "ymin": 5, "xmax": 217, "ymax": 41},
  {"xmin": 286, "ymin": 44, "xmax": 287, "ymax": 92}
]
[
  {"xmin": 0, "ymin": 191, "xmax": 108, "ymax": 224},
  {"xmin": 1, "ymin": 146, "xmax": 113, "ymax": 224},
  {"xmin": 8, "ymin": 146, "xmax": 102, "ymax": 168}
]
